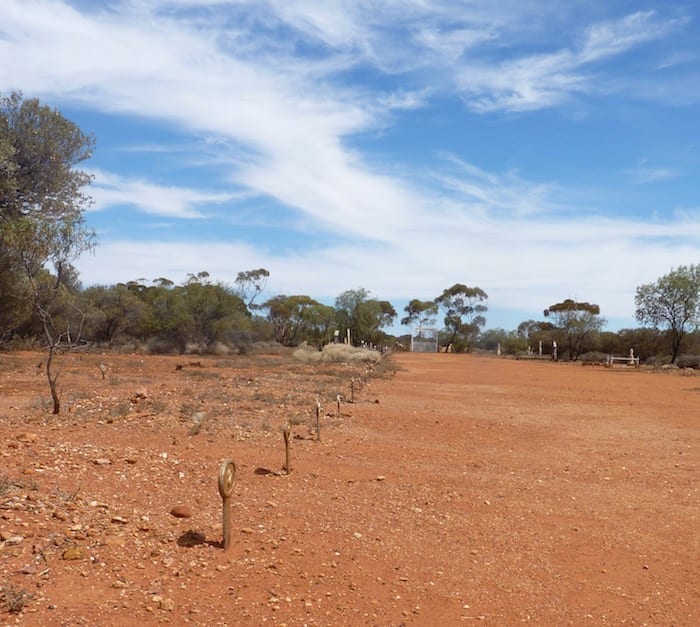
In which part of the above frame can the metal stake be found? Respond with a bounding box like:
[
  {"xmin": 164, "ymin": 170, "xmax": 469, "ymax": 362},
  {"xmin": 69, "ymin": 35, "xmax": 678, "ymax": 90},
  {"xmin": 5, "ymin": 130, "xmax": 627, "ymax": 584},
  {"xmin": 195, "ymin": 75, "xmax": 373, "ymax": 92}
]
[{"xmin": 218, "ymin": 458, "xmax": 236, "ymax": 550}]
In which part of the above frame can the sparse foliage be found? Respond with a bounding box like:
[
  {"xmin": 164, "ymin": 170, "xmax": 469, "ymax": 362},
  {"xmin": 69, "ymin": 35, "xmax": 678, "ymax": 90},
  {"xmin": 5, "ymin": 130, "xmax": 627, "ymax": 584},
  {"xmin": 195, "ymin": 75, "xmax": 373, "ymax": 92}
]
[
  {"xmin": 235, "ymin": 268, "xmax": 270, "ymax": 310},
  {"xmin": 401, "ymin": 299, "xmax": 438, "ymax": 335}
]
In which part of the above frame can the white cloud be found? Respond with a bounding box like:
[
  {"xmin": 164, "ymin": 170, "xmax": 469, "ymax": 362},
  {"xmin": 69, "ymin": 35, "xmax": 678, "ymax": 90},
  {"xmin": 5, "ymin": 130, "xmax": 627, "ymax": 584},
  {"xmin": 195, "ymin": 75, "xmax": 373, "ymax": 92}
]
[
  {"xmin": 455, "ymin": 11, "xmax": 685, "ymax": 112},
  {"xmin": 87, "ymin": 169, "xmax": 239, "ymax": 219},
  {"xmin": 2, "ymin": 1, "xmax": 698, "ymax": 330},
  {"xmin": 626, "ymin": 166, "xmax": 681, "ymax": 185}
]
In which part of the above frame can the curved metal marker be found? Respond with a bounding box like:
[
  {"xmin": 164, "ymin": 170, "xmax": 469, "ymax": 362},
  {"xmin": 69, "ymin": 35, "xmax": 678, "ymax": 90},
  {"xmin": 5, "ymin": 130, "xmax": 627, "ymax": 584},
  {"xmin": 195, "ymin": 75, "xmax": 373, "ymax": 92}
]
[{"xmin": 218, "ymin": 458, "xmax": 236, "ymax": 550}]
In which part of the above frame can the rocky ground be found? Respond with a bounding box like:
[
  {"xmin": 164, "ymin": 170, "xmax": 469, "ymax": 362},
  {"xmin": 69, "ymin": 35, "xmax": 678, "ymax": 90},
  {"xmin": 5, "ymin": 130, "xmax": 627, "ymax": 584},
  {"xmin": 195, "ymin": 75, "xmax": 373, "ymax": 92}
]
[{"xmin": 0, "ymin": 349, "xmax": 698, "ymax": 626}]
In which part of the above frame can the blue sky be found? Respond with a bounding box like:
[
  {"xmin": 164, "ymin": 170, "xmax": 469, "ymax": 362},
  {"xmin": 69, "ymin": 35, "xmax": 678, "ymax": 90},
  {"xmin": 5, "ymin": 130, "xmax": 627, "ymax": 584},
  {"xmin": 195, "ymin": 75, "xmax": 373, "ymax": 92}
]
[{"xmin": 1, "ymin": 1, "xmax": 699, "ymax": 334}]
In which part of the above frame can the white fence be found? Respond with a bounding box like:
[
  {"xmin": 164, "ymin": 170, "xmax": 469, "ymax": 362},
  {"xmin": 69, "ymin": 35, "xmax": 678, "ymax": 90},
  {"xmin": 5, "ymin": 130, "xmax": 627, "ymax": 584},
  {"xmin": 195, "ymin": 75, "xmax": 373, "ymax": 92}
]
[{"xmin": 606, "ymin": 354, "xmax": 640, "ymax": 368}]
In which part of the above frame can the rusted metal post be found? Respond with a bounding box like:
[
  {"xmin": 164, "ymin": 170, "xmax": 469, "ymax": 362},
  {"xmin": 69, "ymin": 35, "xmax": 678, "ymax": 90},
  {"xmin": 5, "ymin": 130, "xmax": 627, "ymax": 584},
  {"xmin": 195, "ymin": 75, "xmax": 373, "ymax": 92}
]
[
  {"xmin": 218, "ymin": 458, "xmax": 236, "ymax": 550},
  {"xmin": 315, "ymin": 399, "xmax": 321, "ymax": 441},
  {"xmin": 350, "ymin": 378, "xmax": 355, "ymax": 403},
  {"xmin": 282, "ymin": 422, "xmax": 291, "ymax": 473}
]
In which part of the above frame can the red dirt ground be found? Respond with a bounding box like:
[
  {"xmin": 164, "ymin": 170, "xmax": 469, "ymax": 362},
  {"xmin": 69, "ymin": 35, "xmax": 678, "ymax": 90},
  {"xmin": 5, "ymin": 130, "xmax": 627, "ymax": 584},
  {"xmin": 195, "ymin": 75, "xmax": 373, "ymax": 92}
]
[{"xmin": 0, "ymin": 350, "xmax": 698, "ymax": 626}]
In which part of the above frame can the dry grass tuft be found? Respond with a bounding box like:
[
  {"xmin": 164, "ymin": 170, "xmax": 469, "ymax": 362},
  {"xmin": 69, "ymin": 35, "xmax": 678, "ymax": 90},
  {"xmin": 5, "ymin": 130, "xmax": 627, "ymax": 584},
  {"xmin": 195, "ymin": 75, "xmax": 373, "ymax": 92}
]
[
  {"xmin": 293, "ymin": 343, "xmax": 382, "ymax": 365},
  {"xmin": 1, "ymin": 583, "xmax": 33, "ymax": 613}
]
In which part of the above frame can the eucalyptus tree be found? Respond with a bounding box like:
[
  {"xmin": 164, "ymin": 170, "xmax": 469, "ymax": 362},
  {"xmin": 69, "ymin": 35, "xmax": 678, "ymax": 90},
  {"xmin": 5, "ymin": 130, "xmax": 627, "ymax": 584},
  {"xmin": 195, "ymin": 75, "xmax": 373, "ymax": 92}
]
[
  {"xmin": 434, "ymin": 284, "xmax": 488, "ymax": 352},
  {"xmin": 181, "ymin": 272, "xmax": 249, "ymax": 348},
  {"xmin": 235, "ymin": 268, "xmax": 270, "ymax": 310},
  {"xmin": 335, "ymin": 288, "xmax": 396, "ymax": 346},
  {"xmin": 79, "ymin": 283, "xmax": 146, "ymax": 344},
  {"xmin": 635, "ymin": 264, "xmax": 700, "ymax": 363},
  {"xmin": 0, "ymin": 92, "xmax": 95, "ymax": 412},
  {"xmin": 516, "ymin": 319, "xmax": 556, "ymax": 355},
  {"xmin": 262, "ymin": 294, "xmax": 333, "ymax": 346},
  {"xmin": 544, "ymin": 299, "xmax": 605, "ymax": 360},
  {"xmin": 401, "ymin": 299, "xmax": 438, "ymax": 337}
]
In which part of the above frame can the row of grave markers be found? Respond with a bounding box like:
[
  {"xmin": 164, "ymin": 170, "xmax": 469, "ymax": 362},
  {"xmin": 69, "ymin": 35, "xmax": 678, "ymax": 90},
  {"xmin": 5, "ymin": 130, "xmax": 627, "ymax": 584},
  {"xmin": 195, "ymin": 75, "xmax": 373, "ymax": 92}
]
[{"xmin": 217, "ymin": 366, "xmax": 373, "ymax": 549}]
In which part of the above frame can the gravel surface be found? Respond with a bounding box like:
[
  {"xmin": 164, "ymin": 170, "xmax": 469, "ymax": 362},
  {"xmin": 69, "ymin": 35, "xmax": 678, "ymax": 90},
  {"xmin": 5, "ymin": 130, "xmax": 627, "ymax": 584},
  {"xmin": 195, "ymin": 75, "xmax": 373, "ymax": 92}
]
[{"xmin": 0, "ymin": 350, "xmax": 697, "ymax": 625}]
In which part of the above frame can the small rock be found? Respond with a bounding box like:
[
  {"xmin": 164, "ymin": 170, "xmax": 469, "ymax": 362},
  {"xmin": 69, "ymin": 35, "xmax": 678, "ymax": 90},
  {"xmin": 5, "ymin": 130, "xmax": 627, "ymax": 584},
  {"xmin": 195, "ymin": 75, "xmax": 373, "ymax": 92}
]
[
  {"xmin": 17, "ymin": 432, "xmax": 38, "ymax": 443},
  {"xmin": 158, "ymin": 597, "xmax": 175, "ymax": 611},
  {"xmin": 170, "ymin": 505, "xmax": 192, "ymax": 519},
  {"xmin": 352, "ymin": 532, "xmax": 363, "ymax": 540},
  {"xmin": 62, "ymin": 546, "xmax": 88, "ymax": 560},
  {"xmin": 94, "ymin": 458, "xmax": 111, "ymax": 466},
  {"xmin": 103, "ymin": 535, "xmax": 126, "ymax": 547}
]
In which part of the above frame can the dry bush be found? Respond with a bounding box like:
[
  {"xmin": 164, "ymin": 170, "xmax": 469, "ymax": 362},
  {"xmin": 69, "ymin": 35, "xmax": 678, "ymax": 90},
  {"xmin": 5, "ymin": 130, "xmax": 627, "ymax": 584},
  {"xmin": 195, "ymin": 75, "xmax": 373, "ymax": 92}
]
[
  {"xmin": 293, "ymin": 343, "xmax": 382, "ymax": 365},
  {"xmin": 1, "ymin": 583, "xmax": 33, "ymax": 614},
  {"xmin": 249, "ymin": 341, "xmax": 294, "ymax": 356}
]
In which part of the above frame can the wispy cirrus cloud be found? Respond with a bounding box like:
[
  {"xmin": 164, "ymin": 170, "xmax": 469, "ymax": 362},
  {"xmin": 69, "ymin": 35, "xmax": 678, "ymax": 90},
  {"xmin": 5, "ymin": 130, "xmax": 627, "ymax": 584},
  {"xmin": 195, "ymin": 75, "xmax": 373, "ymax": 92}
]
[
  {"xmin": 88, "ymin": 169, "xmax": 240, "ymax": 219},
  {"xmin": 456, "ymin": 11, "xmax": 685, "ymax": 112},
  {"xmin": 626, "ymin": 166, "xmax": 681, "ymax": 185},
  {"xmin": 1, "ymin": 0, "xmax": 697, "ymax": 328}
]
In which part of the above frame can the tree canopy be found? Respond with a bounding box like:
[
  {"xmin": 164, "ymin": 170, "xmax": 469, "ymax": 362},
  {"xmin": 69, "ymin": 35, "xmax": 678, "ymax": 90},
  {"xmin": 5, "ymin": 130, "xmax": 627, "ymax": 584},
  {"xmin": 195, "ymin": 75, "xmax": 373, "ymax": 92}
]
[
  {"xmin": 434, "ymin": 283, "xmax": 488, "ymax": 351},
  {"xmin": 262, "ymin": 294, "xmax": 334, "ymax": 346},
  {"xmin": 235, "ymin": 268, "xmax": 270, "ymax": 309},
  {"xmin": 401, "ymin": 299, "xmax": 438, "ymax": 335},
  {"xmin": 0, "ymin": 91, "xmax": 96, "ymax": 411},
  {"xmin": 335, "ymin": 288, "xmax": 396, "ymax": 346},
  {"xmin": 1, "ymin": 92, "xmax": 95, "ymax": 338},
  {"xmin": 0, "ymin": 92, "xmax": 94, "ymax": 221},
  {"xmin": 544, "ymin": 299, "xmax": 605, "ymax": 360},
  {"xmin": 635, "ymin": 264, "xmax": 700, "ymax": 363}
]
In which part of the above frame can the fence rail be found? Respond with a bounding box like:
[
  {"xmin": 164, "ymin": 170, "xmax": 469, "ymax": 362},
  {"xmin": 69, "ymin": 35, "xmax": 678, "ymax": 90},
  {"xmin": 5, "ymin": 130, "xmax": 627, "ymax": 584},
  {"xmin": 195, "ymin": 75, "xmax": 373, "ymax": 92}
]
[{"xmin": 606, "ymin": 354, "xmax": 640, "ymax": 368}]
